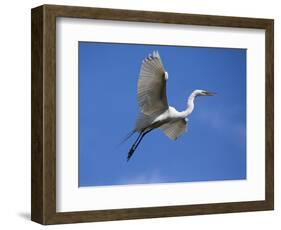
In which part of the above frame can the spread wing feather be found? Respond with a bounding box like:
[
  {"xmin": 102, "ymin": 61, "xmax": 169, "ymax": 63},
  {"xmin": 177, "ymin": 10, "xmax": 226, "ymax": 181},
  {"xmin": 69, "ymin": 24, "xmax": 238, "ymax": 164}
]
[
  {"xmin": 138, "ymin": 51, "xmax": 168, "ymax": 115},
  {"xmin": 160, "ymin": 119, "xmax": 188, "ymax": 140}
]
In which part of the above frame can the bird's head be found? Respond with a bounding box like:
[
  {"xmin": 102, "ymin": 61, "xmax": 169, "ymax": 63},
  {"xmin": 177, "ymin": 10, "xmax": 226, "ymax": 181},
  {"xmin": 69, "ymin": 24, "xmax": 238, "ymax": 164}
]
[{"xmin": 193, "ymin": 89, "xmax": 216, "ymax": 97}]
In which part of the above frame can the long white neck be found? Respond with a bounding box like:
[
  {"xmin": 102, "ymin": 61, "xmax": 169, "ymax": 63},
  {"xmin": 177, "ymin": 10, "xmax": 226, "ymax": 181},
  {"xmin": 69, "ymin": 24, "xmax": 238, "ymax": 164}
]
[{"xmin": 179, "ymin": 92, "xmax": 197, "ymax": 118}]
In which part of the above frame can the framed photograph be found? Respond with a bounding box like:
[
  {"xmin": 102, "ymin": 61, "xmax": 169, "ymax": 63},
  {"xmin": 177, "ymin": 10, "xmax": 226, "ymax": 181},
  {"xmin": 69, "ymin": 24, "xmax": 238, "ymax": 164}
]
[{"xmin": 31, "ymin": 4, "xmax": 274, "ymax": 225}]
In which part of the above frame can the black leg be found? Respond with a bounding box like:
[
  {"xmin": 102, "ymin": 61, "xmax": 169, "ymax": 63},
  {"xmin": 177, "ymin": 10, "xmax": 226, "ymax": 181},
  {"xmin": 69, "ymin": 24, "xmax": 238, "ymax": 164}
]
[
  {"xmin": 133, "ymin": 129, "xmax": 152, "ymax": 150},
  {"xmin": 127, "ymin": 129, "xmax": 153, "ymax": 161},
  {"xmin": 131, "ymin": 132, "xmax": 143, "ymax": 150},
  {"xmin": 127, "ymin": 132, "xmax": 143, "ymax": 161}
]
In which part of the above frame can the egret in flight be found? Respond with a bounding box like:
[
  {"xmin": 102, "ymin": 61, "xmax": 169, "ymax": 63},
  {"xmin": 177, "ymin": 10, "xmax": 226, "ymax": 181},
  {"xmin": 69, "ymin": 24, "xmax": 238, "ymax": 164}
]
[{"xmin": 126, "ymin": 51, "xmax": 215, "ymax": 161}]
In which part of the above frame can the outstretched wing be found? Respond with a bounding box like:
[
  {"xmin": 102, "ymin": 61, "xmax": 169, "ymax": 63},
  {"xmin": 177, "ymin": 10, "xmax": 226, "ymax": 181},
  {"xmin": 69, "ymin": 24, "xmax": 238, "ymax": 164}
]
[
  {"xmin": 160, "ymin": 119, "xmax": 188, "ymax": 140},
  {"xmin": 137, "ymin": 51, "xmax": 169, "ymax": 115}
]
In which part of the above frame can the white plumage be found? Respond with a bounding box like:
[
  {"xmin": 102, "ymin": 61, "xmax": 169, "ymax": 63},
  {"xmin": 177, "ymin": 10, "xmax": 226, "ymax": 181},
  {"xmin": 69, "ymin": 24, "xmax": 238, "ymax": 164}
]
[
  {"xmin": 137, "ymin": 50, "xmax": 168, "ymax": 115},
  {"xmin": 127, "ymin": 51, "xmax": 215, "ymax": 161}
]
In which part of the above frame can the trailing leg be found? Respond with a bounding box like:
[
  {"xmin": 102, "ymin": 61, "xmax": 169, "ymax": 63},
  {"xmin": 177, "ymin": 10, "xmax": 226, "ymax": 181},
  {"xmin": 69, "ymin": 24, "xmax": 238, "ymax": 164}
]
[{"xmin": 127, "ymin": 129, "xmax": 153, "ymax": 161}]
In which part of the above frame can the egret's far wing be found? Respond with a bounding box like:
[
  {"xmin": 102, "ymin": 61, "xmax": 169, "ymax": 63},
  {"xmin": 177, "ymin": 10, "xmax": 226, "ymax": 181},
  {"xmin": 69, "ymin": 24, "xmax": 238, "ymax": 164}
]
[
  {"xmin": 160, "ymin": 119, "xmax": 187, "ymax": 140},
  {"xmin": 138, "ymin": 51, "xmax": 168, "ymax": 115}
]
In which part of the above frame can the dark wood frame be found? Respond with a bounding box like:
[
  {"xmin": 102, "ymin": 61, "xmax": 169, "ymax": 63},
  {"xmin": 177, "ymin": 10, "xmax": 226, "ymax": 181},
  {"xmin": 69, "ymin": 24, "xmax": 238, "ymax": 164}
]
[{"xmin": 31, "ymin": 4, "xmax": 274, "ymax": 225}]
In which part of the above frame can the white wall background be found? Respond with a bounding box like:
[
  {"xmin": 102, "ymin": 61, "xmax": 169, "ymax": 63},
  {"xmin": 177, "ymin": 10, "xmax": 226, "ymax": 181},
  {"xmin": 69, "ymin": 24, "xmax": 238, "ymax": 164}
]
[{"xmin": 0, "ymin": 0, "xmax": 279, "ymax": 229}]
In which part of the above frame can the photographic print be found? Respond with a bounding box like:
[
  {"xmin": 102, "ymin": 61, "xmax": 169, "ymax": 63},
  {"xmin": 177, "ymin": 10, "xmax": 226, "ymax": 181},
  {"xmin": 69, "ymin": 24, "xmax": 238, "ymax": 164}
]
[
  {"xmin": 31, "ymin": 5, "xmax": 273, "ymax": 224},
  {"xmin": 78, "ymin": 42, "xmax": 246, "ymax": 187}
]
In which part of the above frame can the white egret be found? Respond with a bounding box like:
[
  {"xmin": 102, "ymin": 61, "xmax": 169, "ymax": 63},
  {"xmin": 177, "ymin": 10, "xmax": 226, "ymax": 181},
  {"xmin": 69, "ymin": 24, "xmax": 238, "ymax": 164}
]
[{"xmin": 126, "ymin": 51, "xmax": 215, "ymax": 161}]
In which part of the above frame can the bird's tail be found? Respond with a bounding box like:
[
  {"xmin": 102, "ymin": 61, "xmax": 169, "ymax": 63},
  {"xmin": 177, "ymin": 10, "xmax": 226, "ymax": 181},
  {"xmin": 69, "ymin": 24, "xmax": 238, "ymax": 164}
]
[{"xmin": 119, "ymin": 130, "xmax": 136, "ymax": 145}]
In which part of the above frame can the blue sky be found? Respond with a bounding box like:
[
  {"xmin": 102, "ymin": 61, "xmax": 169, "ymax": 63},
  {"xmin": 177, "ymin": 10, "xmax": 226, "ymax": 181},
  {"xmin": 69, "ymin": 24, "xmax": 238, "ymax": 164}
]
[{"xmin": 78, "ymin": 42, "xmax": 246, "ymax": 187}]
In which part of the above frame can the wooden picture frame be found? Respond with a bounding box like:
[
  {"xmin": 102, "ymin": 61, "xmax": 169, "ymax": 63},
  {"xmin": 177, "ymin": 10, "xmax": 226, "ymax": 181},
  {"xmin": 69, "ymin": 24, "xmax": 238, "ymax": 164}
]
[{"xmin": 31, "ymin": 4, "xmax": 274, "ymax": 225}]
